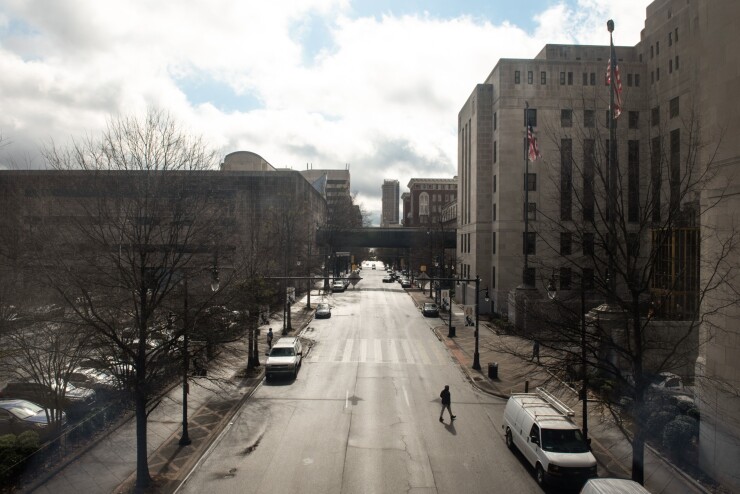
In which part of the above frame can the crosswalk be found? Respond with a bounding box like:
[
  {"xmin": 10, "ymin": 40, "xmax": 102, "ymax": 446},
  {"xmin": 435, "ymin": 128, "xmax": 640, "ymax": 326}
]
[{"xmin": 307, "ymin": 338, "xmax": 451, "ymax": 366}]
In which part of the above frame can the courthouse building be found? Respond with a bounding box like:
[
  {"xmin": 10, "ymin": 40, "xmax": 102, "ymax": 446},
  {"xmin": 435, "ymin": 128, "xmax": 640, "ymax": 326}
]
[{"xmin": 456, "ymin": 0, "xmax": 739, "ymax": 488}]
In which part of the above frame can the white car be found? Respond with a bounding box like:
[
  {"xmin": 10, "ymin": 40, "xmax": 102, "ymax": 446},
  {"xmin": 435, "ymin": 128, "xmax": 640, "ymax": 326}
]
[
  {"xmin": 332, "ymin": 281, "xmax": 345, "ymax": 292},
  {"xmin": 265, "ymin": 337, "xmax": 303, "ymax": 380}
]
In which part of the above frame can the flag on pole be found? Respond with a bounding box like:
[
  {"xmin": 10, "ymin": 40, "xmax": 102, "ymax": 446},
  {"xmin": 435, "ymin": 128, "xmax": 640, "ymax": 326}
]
[
  {"xmin": 527, "ymin": 125, "xmax": 541, "ymax": 161},
  {"xmin": 606, "ymin": 45, "xmax": 623, "ymax": 119}
]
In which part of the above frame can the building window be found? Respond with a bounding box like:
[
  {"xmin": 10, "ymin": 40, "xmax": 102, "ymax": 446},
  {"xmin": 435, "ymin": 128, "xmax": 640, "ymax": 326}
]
[
  {"xmin": 627, "ymin": 232, "xmax": 640, "ymax": 258},
  {"xmin": 568, "ymin": 72, "xmax": 573, "ymax": 85},
  {"xmin": 492, "ymin": 266, "xmax": 496, "ymax": 288},
  {"xmin": 651, "ymin": 136, "xmax": 662, "ymax": 223},
  {"xmin": 670, "ymin": 129, "xmax": 681, "ymax": 212},
  {"xmin": 584, "ymin": 109, "xmax": 595, "ymax": 128},
  {"xmin": 493, "ymin": 111, "xmax": 497, "ymax": 130},
  {"xmin": 525, "ymin": 202, "xmax": 536, "ymax": 221},
  {"xmin": 629, "ymin": 111, "xmax": 639, "ymax": 129},
  {"xmin": 523, "ymin": 232, "xmax": 536, "ymax": 255},
  {"xmin": 590, "ymin": 72, "xmax": 596, "ymax": 86},
  {"xmin": 493, "ymin": 174, "xmax": 497, "ymax": 193},
  {"xmin": 675, "ymin": 55, "xmax": 679, "ymax": 70},
  {"xmin": 515, "ymin": 70, "xmax": 521, "ymax": 84},
  {"xmin": 492, "ymin": 232, "xmax": 496, "ymax": 254},
  {"xmin": 628, "ymin": 140, "xmax": 640, "ymax": 222},
  {"xmin": 635, "ymin": 74, "xmax": 640, "ymax": 87},
  {"xmin": 656, "ymin": 67, "xmax": 660, "ymax": 81},
  {"xmin": 561, "ymin": 139, "xmax": 572, "ymax": 220},
  {"xmin": 583, "ymin": 139, "xmax": 595, "ymax": 221},
  {"xmin": 492, "ymin": 203, "xmax": 496, "ymax": 221},
  {"xmin": 675, "ymin": 27, "xmax": 678, "ymax": 42},
  {"xmin": 560, "ymin": 72, "xmax": 566, "ymax": 85},
  {"xmin": 560, "ymin": 232, "xmax": 572, "ymax": 255},
  {"xmin": 656, "ymin": 41, "xmax": 660, "ymax": 55},
  {"xmin": 651, "ymin": 45, "xmax": 654, "ymax": 59},
  {"xmin": 493, "ymin": 141, "xmax": 497, "ymax": 163},
  {"xmin": 669, "ymin": 59, "xmax": 673, "ymax": 73},
  {"xmin": 525, "ymin": 173, "xmax": 537, "ymax": 191},
  {"xmin": 583, "ymin": 72, "xmax": 588, "ymax": 85},
  {"xmin": 627, "ymin": 73, "xmax": 633, "ymax": 87},
  {"xmin": 559, "ymin": 267, "xmax": 572, "ymax": 290},
  {"xmin": 668, "ymin": 31, "xmax": 672, "ymax": 46},
  {"xmin": 524, "ymin": 108, "xmax": 537, "ymax": 127},
  {"xmin": 528, "ymin": 71, "xmax": 533, "ymax": 84},
  {"xmin": 582, "ymin": 268, "xmax": 595, "ymax": 289},
  {"xmin": 524, "ymin": 267, "xmax": 536, "ymax": 286},
  {"xmin": 651, "ymin": 106, "xmax": 660, "ymax": 126},
  {"xmin": 541, "ymin": 71, "xmax": 547, "ymax": 84},
  {"xmin": 651, "ymin": 71, "xmax": 654, "ymax": 84},
  {"xmin": 670, "ymin": 96, "xmax": 679, "ymax": 118},
  {"xmin": 561, "ymin": 109, "xmax": 573, "ymax": 128},
  {"xmin": 583, "ymin": 233, "xmax": 594, "ymax": 256},
  {"xmin": 419, "ymin": 192, "xmax": 429, "ymax": 215}
]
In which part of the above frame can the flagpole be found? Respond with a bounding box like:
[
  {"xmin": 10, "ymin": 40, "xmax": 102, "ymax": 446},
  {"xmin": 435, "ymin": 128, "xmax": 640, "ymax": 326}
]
[
  {"xmin": 607, "ymin": 19, "xmax": 617, "ymax": 304},
  {"xmin": 524, "ymin": 101, "xmax": 530, "ymax": 287}
]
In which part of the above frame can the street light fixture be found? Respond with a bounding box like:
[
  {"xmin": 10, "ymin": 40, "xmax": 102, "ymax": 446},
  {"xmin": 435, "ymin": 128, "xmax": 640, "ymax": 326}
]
[{"xmin": 547, "ymin": 271, "xmax": 589, "ymax": 443}]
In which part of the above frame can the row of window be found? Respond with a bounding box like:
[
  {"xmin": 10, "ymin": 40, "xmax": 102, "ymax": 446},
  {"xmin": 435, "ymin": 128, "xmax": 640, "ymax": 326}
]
[
  {"xmin": 412, "ymin": 183, "xmax": 456, "ymax": 190},
  {"xmin": 514, "ymin": 70, "xmax": 641, "ymax": 88},
  {"xmin": 650, "ymin": 56, "xmax": 680, "ymax": 83},
  {"xmin": 649, "ymin": 27, "xmax": 679, "ymax": 60}
]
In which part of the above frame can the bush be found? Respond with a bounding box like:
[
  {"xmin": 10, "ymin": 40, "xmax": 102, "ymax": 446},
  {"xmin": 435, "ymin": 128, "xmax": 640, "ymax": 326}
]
[
  {"xmin": 0, "ymin": 431, "xmax": 39, "ymax": 484},
  {"xmin": 663, "ymin": 415, "xmax": 699, "ymax": 452},
  {"xmin": 646, "ymin": 411, "xmax": 674, "ymax": 438}
]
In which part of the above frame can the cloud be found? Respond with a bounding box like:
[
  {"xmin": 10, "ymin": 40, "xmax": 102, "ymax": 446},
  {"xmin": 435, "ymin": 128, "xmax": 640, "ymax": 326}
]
[{"xmin": 0, "ymin": 0, "xmax": 652, "ymax": 223}]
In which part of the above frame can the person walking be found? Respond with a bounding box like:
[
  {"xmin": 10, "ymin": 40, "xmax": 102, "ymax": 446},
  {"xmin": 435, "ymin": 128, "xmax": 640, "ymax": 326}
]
[
  {"xmin": 439, "ymin": 385, "xmax": 455, "ymax": 422},
  {"xmin": 532, "ymin": 339, "xmax": 540, "ymax": 363},
  {"xmin": 266, "ymin": 328, "xmax": 274, "ymax": 350}
]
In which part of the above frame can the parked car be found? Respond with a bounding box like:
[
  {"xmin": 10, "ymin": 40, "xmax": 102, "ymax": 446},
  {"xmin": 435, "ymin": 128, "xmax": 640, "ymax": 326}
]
[
  {"xmin": 265, "ymin": 337, "xmax": 303, "ymax": 381},
  {"xmin": 0, "ymin": 399, "xmax": 67, "ymax": 441},
  {"xmin": 0, "ymin": 380, "xmax": 96, "ymax": 411},
  {"xmin": 332, "ymin": 280, "xmax": 346, "ymax": 292},
  {"xmin": 648, "ymin": 372, "xmax": 694, "ymax": 405},
  {"xmin": 580, "ymin": 478, "xmax": 650, "ymax": 494},
  {"xmin": 68, "ymin": 367, "xmax": 122, "ymax": 393},
  {"xmin": 382, "ymin": 276, "xmax": 393, "ymax": 283},
  {"xmin": 401, "ymin": 278, "xmax": 412, "ymax": 288},
  {"xmin": 421, "ymin": 303, "xmax": 439, "ymax": 317},
  {"xmin": 315, "ymin": 303, "xmax": 331, "ymax": 319}
]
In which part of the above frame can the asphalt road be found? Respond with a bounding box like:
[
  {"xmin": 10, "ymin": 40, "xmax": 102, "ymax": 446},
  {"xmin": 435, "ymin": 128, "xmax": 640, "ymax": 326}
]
[{"xmin": 178, "ymin": 263, "xmax": 542, "ymax": 494}]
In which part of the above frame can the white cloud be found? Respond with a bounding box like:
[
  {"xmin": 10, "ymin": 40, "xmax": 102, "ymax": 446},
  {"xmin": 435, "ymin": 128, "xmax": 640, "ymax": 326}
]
[{"xmin": 0, "ymin": 0, "xmax": 652, "ymax": 222}]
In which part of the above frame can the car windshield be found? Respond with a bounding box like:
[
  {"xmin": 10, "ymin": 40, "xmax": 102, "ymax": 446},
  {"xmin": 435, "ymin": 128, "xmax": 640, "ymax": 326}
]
[
  {"xmin": 424, "ymin": 304, "xmax": 436, "ymax": 310},
  {"xmin": 8, "ymin": 403, "xmax": 44, "ymax": 419},
  {"xmin": 540, "ymin": 428, "xmax": 590, "ymax": 453},
  {"xmin": 270, "ymin": 347, "xmax": 295, "ymax": 357},
  {"xmin": 317, "ymin": 304, "xmax": 329, "ymax": 310}
]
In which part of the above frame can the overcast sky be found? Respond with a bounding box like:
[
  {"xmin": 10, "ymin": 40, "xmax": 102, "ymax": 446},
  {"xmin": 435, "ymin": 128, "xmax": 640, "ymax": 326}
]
[{"xmin": 0, "ymin": 0, "xmax": 652, "ymax": 225}]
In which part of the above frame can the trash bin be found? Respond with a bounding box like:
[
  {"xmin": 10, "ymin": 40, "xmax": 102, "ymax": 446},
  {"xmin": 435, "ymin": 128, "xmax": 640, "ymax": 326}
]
[
  {"xmin": 448, "ymin": 326, "xmax": 456, "ymax": 337},
  {"xmin": 488, "ymin": 362, "xmax": 498, "ymax": 380}
]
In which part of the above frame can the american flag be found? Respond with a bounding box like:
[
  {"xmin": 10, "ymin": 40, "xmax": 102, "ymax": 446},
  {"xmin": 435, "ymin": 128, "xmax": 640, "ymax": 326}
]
[
  {"xmin": 606, "ymin": 47, "xmax": 623, "ymax": 119},
  {"xmin": 527, "ymin": 125, "xmax": 541, "ymax": 161}
]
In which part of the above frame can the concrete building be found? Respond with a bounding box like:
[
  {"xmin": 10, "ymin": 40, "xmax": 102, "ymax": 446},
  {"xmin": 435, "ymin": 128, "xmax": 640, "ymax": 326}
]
[
  {"xmin": 456, "ymin": 0, "xmax": 740, "ymax": 488},
  {"xmin": 299, "ymin": 166, "xmax": 361, "ymax": 228},
  {"xmin": 381, "ymin": 179, "xmax": 400, "ymax": 227}
]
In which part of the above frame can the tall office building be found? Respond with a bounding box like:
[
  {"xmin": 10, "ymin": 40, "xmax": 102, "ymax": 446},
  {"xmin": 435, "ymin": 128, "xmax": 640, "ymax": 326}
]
[
  {"xmin": 381, "ymin": 179, "xmax": 400, "ymax": 227},
  {"xmin": 457, "ymin": 0, "xmax": 740, "ymax": 488}
]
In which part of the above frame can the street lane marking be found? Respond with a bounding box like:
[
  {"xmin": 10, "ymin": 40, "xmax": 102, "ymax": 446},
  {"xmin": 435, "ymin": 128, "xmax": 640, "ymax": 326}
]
[
  {"xmin": 387, "ymin": 338, "xmax": 399, "ymax": 362},
  {"xmin": 342, "ymin": 339, "xmax": 354, "ymax": 362},
  {"xmin": 374, "ymin": 339, "xmax": 383, "ymax": 362},
  {"xmin": 345, "ymin": 389, "xmax": 349, "ymax": 409},
  {"xmin": 360, "ymin": 339, "xmax": 368, "ymax": 362},
  {"xmin": 403, "ymin": 385, "xmax": 410, "ymax": 407}
]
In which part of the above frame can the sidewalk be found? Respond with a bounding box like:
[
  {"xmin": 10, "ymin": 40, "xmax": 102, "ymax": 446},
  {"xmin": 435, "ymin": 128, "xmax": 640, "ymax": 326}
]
[
  {"xmin": 407, "ymin": 288, "xmax": 709, "ymax": 494},
  {"xmin": 27, "ymin": 298, "xmax": 316, "ymax": 494}
]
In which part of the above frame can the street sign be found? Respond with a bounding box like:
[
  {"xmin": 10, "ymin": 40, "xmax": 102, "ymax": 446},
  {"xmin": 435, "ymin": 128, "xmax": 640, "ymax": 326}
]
[
  {"xmin": 348, "ymin": 271, "xmax": 361, "ymax": 286},
  {"xmin": 336, "ymin": 251, "xmax": 350, "ymax": 257},
  {"xmin": 420, "ymin": 265, "xmax": 427, "ymax": 272},
  {"xmin": 417, "ymin": 272, "xmax": 430, "ymax": 288}
]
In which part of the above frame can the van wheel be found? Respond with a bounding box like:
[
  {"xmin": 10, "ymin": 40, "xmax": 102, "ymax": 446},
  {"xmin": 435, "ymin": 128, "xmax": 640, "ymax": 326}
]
[
  {"xmin": 535, "ymin": 464, "xmax": 546, "ymax": 487},
  {"xmin": 505, "ymin": 428, "xmax": 514, "ymax": 450}
]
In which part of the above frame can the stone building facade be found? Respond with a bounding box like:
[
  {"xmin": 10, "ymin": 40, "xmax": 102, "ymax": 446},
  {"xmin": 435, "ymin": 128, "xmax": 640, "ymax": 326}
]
[{"xmin": 381, "ymin": 179, "xmax": 400, "ymax": 227}]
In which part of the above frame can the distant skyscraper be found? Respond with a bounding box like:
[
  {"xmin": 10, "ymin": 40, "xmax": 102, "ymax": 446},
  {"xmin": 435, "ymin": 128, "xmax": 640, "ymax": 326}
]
[{"xmin": 381, "ymin": 179, "xmax": 400, "ymax": 227}]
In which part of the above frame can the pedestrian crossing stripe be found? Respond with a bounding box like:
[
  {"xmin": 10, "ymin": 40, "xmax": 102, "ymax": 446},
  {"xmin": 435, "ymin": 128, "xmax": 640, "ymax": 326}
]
[{"xmin": 307, "ymin": 338, "xmax": 449, "ymax": 365}]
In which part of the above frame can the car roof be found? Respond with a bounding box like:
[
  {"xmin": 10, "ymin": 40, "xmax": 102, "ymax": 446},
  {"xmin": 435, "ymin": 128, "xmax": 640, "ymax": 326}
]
[
  {"xmin": 0, "ymin": 398, "xmax": 44, "ymax": 410},
  {"xmin": 274, "ymin": 337, "xmax": 299, "ymax": 346}
]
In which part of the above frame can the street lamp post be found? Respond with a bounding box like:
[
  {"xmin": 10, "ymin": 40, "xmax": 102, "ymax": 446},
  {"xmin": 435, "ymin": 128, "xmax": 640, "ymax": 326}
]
[
  {"xmin": 180, "ymin": 260, "xmax": 220, "ymax": 447},
  {"xmin": 547, "ymin": 272, "xmax": 588, "ymax": 442},
  {"xmin": 473, "ymin": 276, "xmax": 489, "ymax": 371}
]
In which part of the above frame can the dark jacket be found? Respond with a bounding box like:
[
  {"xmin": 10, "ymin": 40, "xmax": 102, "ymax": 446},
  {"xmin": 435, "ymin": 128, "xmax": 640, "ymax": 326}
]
[{"xmin": 440, "ymin": 388, "xmax": 451, "ymax": 405}]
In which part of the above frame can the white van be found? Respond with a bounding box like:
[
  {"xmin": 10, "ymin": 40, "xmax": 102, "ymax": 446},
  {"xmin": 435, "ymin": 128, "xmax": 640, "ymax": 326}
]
[
  {"xmin": 265, "ymin": 337, "xmax": 303, "ymax": 380},
  {"xmin": 580, "ymin": 478, "xmax": 650, "ymax": 494},
  {"xmin": 503, "ymin": 388, "xmax": 597, "ymax": 487}
]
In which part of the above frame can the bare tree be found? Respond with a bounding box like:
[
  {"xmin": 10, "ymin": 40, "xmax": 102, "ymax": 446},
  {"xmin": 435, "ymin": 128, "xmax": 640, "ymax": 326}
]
[{"xmin": 22, "ymin": 109, "xmax": 227, "ymax": 490}]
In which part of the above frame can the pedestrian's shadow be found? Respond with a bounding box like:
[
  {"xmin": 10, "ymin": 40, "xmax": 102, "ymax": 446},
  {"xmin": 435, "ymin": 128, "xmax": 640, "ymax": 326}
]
[{"xmin": 441, "ymin": 419, "xmax": 457, "ymax": 435}]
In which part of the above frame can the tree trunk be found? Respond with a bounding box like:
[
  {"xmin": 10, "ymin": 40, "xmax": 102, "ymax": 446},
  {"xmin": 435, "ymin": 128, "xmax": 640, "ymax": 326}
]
[
  {"xmin": 631, "ymin": 423, "xmax": 646, "ymax": 485},
  {"xmin": 251, "ymin": 326, "xmax": 260, "ymax": 366},
  {"xmin": 246, "ymin": 320, "xmax": 256, "ymax": 370},
  {"xmin": 134, "ymin": 387, "xmax": 150, "ymax": 490}
]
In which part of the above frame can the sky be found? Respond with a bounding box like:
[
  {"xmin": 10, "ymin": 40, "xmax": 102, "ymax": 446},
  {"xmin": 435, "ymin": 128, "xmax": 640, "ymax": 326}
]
[{"xmin": 0, "ymin": 0, "xmax": 653, "ymax": 225}]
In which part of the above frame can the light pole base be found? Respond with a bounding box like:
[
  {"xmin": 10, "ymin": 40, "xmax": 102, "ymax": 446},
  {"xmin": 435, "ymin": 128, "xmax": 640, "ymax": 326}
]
[
  {"xmin": 472, "ymin": 352, "xmax": 481, "ymax": 371},
  {"xmin": 179, "ymin": 435, "xmax": 191, "ymax": 446}
]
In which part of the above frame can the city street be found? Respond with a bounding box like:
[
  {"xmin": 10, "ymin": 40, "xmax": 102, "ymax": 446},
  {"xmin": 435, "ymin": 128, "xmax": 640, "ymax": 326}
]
[{"xmin": 178, "ymin": 264, "xmax": 542, "ymax": 494}]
